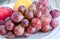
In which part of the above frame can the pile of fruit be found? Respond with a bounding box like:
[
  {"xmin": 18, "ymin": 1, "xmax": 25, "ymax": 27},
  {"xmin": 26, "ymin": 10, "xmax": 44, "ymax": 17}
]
[{"xmin": 0, "ymin": 0, "xmax": 60, "ymax": 39}]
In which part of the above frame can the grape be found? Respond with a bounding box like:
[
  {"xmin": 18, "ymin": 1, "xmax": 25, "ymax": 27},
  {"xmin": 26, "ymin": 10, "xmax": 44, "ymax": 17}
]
[
  {"xmin": 25, "ymin": 10, "xmax": 34, "ymax": 20},
  {"xmin": 31, "ymin": 18, "xmax": 41, "ymax": 29},
  {"xmin": 41, "ymin": 24, "xmax": 52, "ymax": 32},
  {"xmin": 34, "ymin": 10, "xmax": 42, "ymax": 18},
  {"xmin": 41, "ymin": 14, "xmax": 52, "ymax": 26},
  {"xmin": 23, "ymin": 32, "xmax": 31, "ymax": 38},
  {"xmin": 50, "ymin": 19, "xmax": 58, "ymax": 29},
  {"xmin": 26, "ymin": 25, "xmax": 37, "ymax": 34},
  {"xmin": 0, "ymin": 25, "xmax": 6, "ymax": 35},
  {"xmin": 0, "ymin": 20, "xmax": 5, "ymax": 25},
  {"xmin": 11, "ymin": 12, "xmax": 24, "ymax": 23},
  {"xmin": 28, "ymin": 4, "xmax": 36, "ymax": 12},
  {"xmin": 41, "ymin": 6, "xmax": 50, "ymax": 14},
  {"xmin": 21, "ymin": 19, "xmax": 29, "ymax": 27},
  {"xmin": 50, "ymin": 10, "xmax": 60, "ymax": 18},
  {"xmin": 14, "ymin": 25, "xmax": 24, "ymax": 36},
  {"xmin": 5, "ymin": 17, "xmax": 11, "ymax": 22},
  {"xmin": 7, "ymin": 32, "xmax": 15, "ymax": 39},
  {"xmin": 5, "ymin": 20, "xmax": 14, "ymax": 30},
  {"xmin": 18, "ymin": 6, "xmax": 26, "ymax": 14}
]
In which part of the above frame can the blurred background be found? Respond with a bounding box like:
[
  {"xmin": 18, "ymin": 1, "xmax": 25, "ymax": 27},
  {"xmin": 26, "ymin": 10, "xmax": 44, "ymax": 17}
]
[{"xmin": 0, "ymin": 0, "xmax": 60, "ymax": 9}]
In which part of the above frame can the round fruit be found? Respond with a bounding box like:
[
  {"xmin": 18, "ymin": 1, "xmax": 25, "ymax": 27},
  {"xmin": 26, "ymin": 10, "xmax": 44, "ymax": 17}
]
[
  {"xmin": 25, "ymin": 10, "xmax": 34, "ymax": 20},
  {"xmin": 28, "ymin": 4, "xmax": 36, "ymax": 12},
  {"xmin": 11, "ymin": 12, "xmax": 24, "ymax": 23},
  {"xmin": 50, "ymin": 10, "xmax": 60, "ymax": 18},
  {"xmin": 0, "ymin": 25, "xmax": 6, "ymax": 35},
  {"xmin": 18, "ymin": 6, "xmax": 26, "ymax": 14},
  {"xmin": 50, "ymin": 19, "xmax": 58, "ymax": 29},
  {"xmin": 34, "ymin": 10, "xmax": 42, "ymax": 18},
  {"xmin": 21, "ymin": 19, "xmax": 29, "ymax": 27},
  {"xmin": 14, "ymin": 25, "xmax": 24, "ymax": 36},
  {"xmin": 0, "ymin": 7, "xmax": 13, "ymax": 20},
  {"xmin": 13, "ymin": 0, "xmax": 32, "ymax": 11},
  {"xmin": 5, "ymin": 20, "xmax": 14, "ymax": 30},
  {"xmin": 41, "ymin": 14, "xmax": 52, "ymax": 26},
  {"xmin": 5, "ymin": 17, "xmax": 11, "ymax": 22},
  {"xmin": 7, "ymin": 32, "xmax": 15, "ymax": 39},
  {"xmin": 26, "ymin": 25, "xmax": 37, "ymax": 34},
  {"xmin": 41, "ymin": 25, "xmax": 52, "ymax": 32},
  {"xmin": 31, "ymin": 18, "xmax": 41, "ymax": 29}
]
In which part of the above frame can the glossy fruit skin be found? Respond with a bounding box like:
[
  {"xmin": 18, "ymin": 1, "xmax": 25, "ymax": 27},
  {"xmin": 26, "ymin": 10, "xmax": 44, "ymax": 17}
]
[
  {"xmin": 11, "ymin": 12, "xmax": 24, "ymax": 23},
  {"xmin": 0, "ymin": 7, "xmax": 13, "ymax": 20},
  {"xmin": 26, "ymin": 25, "xmax": 37, "ymax": 34},
  {"xmin": 41, "ymin": 14, "xmax": 52, "ymax": 26},
  {"xmin": 5, "ymin": 20, "xmax": 14, "ymax": 30},
  {"xmin": 31, "ymin": 18, "xmax": 41, "ymax": 30},
  {"xmin": 50, "ymin": 19, "xmax": 58, "ymax": 29},
  {"xmin": 25, "ymin": 10, "xmax": 34, "ymax": 20},
  {"xmin": 34, "ymin": 10, "xmax": 42, "ymax": 18},
  {"xmin": 28, "ymin": 4, "xmax": 36, "ymax": 12},
  {"xmin": 50, "ymin": 10, "xmax": 60, "ymax": 18},
  {"xmin": 14, "ymin": 25, "xmax": 24, "ymax": 36},
  {"xmin": 18, "ymin": 6, "xmax": 26, "ymax": 14},
  {"xmin": 21, "ymin": 19, "xmax": 29, "ymax": 27},
  {"xmin": 5, "ymin": 17, "xmax": 11, "ymax": 22},
  {"xmin": 0, "ymin": 25, "xmax": 6, "ymax": 35},
  {"xmin": 41, "ymin": 25, "xmax": 52, "ymax": 32},
  {"xmin": 7, "ymin": 32, "xmax": 15, "ymax": 39}
]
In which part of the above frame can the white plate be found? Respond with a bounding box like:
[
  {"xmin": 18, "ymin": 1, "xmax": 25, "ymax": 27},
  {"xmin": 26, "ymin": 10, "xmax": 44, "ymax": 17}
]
[{"xmin": 0, "ymin": 3, "xmax": 60, "ymax": 39}]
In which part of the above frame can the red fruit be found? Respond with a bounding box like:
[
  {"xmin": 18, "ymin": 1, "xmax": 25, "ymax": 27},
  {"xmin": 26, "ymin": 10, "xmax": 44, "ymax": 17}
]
[
  {"xmin": 41, "ymin": 25, "xmax": 52, "ymax": 32},
  {"xmin": 41, "ymin": 14, "xmax": 52, "ymax": 26},
  {"xmin": 50, "ymin": 10, "xmax": 60, "ymax": 18},
  {"xmin": 50, "ymin": 19, "xmax": 58, "ymax": 29},
  {"xmin": 31, "ymin": 18, "xmax": 41, "ymax": 29},
  {"xmin": 41, "ymin": 6, "xmax": 50, "ymax": 14},
  {"xmin": 0, "ymin": 7, "xmax": 13, "ymax": 20},
  {"xmin": 11, "ymin": 12, "xmax": 24, "ymax": 23},
  {"xmin": 26, "ymin": 25, "xmax": 37, "ymax": 34},
  {"xmin": 7, "ymin": 32, "xmax": 15, "ymax": 39},
  {"xmin": 5, "ymin": 20, "xmax": 14, "ymax": 30},
  {"xmin": 34, "ymin": 10, "xmax": 42, "ymax": 18},
  {"xmin": 14, "ymin": 25, "xmax": 24, "ymax": 36},
  {"xmin": 0, "ymin": 25, "xmax": 6, "ymax": 35}
]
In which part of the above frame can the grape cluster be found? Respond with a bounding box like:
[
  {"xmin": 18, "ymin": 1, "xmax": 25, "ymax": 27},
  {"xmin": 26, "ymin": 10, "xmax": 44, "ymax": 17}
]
[{"xmin": 0, "ymin": 0, "xmax": 60, "ymax": 39}]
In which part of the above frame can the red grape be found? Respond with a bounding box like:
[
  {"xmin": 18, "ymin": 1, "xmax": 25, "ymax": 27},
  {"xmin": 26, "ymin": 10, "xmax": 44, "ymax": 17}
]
[
  {"xmin": 21, "ymin": 19, "xmax": 29, "ymax": 27},
  {"xmin": 18, "ymin": 6, "xmax": 26, "ymax": 14},
  {"xmin": 28, "ymin": 4, "xmax": 36, "ymax": 12},
  {"xmin": 7, "ymin": 32, "xmax": 15, "ymax": 39},
  {"xmin": 41, "ymin": 14, "xmax": 52, "ymax": 26},
  {"xmin": 41, "ymin": 24, "xmax": 52, "ymax": 32},
  {"xmin": 0, "ymin": 25, "xmax": 6, "ymax": 35},
  {"xmin": 34, "ymin": 10, "xmax": 42, "ymax": 18},
  {"xmin": 14, "ymin": 25, "xmax": 24, "ymax": 36},
  {"xmin": 25, "ymin": 10, "xmax": 34, "ymax": 20},
  {"xmin": 50, "ymin": 19, "xmax": 58, "ymax": 29},
  {"xmin": 26, "ymin": 25, "xmax": 37, "ymax": 34},
  {"xmin": 5, "ymin": 20, "xmax": 14, "ymax": 30},
  {"xmin": 31, "ymin": 18, "xmax": 41, "ymax": 29},
  {"xmin": 50, "ymin": 10, "xmax": 60, "ymax": 18},
  {"xmin": 41, "ymin": 6, "xmax": 50, "ymax": 14},
  {"xmin": 5, "ymin": 17, "xmax": 11, "ymax": 22},
  {"xmin": 11, "ymin": 12, "xmax": 24, "ymax": 23}
]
